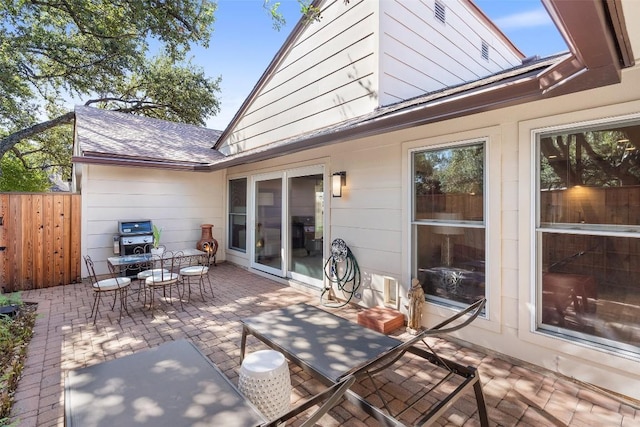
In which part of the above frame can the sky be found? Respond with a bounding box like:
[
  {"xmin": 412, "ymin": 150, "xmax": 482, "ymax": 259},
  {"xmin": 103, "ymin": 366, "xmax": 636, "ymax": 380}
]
[{"xmin": 199, "ymin": 0, "xmax": 568, "ymax": 131}]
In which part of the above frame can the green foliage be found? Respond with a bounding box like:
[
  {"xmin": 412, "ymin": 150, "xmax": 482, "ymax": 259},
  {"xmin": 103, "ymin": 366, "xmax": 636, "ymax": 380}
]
[
  {"xmin": 152, "ymin": 225, "xmax": 163, "ymax": 249},
  {"xmin": 93, "ymin": 56, "xmax": 221, "ymax": 126},
  {"xmin": 264, "ymin": 0, "xmax": 322, "ymax": 31},
  {"xmin": 0, "ymin": 0, "xmax": 220, "ymax": 171},
  {"xmin": 0, "ymin": 151, "xmax": 50, "ymax": 192},
  {"xmin": 0, "ymin": 298, "xmax": 36, "ymax": 422},
  {"xmin": 0, "ymin": 292, "xmax": 22, "ymax": 307},
  {"xmin": 414, "ymin": 144, "xmax": 484, "ymax": 196}
]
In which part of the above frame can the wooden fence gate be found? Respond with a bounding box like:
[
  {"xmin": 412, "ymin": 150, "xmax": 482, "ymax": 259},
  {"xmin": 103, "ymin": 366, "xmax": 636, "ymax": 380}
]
[{"xmin": 0, "ymin": 193, "xmax": 81, "ymax": 292}]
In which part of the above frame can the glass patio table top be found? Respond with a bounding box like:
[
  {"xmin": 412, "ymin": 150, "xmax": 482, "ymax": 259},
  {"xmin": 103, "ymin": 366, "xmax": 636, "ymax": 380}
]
[{"xmin": 108, "ymin": 248, "xmax": 206, "ymax": 267}]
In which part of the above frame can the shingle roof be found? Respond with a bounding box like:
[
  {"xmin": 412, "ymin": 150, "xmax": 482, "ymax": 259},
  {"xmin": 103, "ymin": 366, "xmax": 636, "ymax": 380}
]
[{"xmin": 74, "ymin": 106, "xmax": 224, "ymax": 166}]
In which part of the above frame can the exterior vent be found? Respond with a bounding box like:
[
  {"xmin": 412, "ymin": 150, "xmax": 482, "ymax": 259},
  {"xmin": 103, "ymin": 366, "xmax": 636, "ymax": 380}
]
[
  {"xmin": 434, "ymin": 0, "xmax": 446, "ymax": 24},
  {"xmin": 481, "ymin": 40, "xmax": 489, "ymax": 61}
]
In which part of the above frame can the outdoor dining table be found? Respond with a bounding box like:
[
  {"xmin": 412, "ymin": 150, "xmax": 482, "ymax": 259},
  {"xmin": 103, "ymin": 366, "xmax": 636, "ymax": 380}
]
[
  {"xmin": 107, "ymin": 248, "xmax": 207, "ymax": 274},
  {"xmin": 64, "ymin": 340, "xmax": 269, "ymax": 427},
  {"xmin": 107, "ymin": 248, "xmax": 208, "ymax": 312},
  {"xmin": 240, "ymin": 303, "xmax": 489, "ymax": 427}
]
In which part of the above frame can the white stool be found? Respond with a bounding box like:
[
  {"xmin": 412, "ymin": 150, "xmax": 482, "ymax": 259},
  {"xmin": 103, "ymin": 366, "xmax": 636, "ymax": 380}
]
[{"xmin": 238, "ymin": 350, "xmax": 291, "ymax": 420}]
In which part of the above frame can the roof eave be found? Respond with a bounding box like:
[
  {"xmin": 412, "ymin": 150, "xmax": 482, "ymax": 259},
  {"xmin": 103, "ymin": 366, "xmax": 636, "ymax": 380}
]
[{"xmin": 72, "ymin": 154, "xmax": 208, "ymax": 171}]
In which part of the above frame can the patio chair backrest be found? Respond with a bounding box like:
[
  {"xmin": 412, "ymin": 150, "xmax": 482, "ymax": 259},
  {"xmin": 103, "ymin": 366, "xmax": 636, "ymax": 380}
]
[
  {"xmin": 151, "ymin": 250, "xmax": 185, "ymax": 281},
  {"xmin": 83, "ymin": 255, "xmax": 98, "ymax": 284}
]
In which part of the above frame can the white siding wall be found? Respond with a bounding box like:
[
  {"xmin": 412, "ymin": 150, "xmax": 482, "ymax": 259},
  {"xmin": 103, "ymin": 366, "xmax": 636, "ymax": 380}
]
[
  {"xmin": 378, "ymin": 0, "xmax": 522, "ymax": 105},
  {"xmin": 225, "ymin": 64, "xmax": 640, "ymax": 401},
  {"xmin": 80, "ymin": 165, "xmax": 225, "ymax": 276},
  {"xmin": 219, "ymin": 0, "xmax": 523, "ymax": 155},
  {"xmin": 219, "ymin": 0, "xmax": 379, "ymax": 156}
]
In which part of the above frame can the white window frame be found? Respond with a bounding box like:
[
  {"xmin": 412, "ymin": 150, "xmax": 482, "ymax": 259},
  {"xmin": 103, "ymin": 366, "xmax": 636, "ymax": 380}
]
[
  {"xmin": 403, "ymin": 128, "xmax": 501, "ymax": 333},
  {"xmin": 227, "ymin": 177, "xmax": 248, "ymax": 253},
  {"xmin": 518, "ymin": 110, "xmax": 640, "ymax": 374},
  {"xmin": 532, "ymin": 115, "xmax": 640, "ymax": 355}
]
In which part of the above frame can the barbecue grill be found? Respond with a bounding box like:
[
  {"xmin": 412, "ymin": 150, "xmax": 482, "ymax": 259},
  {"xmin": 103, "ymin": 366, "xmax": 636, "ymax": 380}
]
[{"xmin": 116, "ymin": 219, "xmax": 154, "ymax": 277}]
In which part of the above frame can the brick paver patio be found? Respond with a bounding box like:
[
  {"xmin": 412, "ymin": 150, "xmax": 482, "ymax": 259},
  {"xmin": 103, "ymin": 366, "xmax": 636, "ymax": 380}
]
[{"xmin": 8, "ymin": 262, "xmax": 640, "ymax": 426}]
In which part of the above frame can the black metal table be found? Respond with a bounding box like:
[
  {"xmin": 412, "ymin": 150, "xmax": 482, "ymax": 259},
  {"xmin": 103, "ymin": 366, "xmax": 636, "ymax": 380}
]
[
  {"xmin": 240, "ymin": 303, "xmax": 489, "ymax": 427},
  {"xmin": 65, "ymin": 340, "xmax": 268, "ymax": 427}
]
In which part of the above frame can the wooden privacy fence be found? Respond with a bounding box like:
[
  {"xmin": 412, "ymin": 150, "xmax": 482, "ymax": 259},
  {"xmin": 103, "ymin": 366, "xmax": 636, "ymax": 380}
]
[{"xmin": 0, "ymin": 193, "xmax": 81, "ymax": 292}]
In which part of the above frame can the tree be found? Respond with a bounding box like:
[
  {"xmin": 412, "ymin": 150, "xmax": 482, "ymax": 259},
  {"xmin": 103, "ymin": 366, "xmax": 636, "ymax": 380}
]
[
  {"xmin": 0, "ymin": 0, "xmax": 221, "ymax": 185},
  {"xmin": 0, "ymin": 152, "xmax": 49, "ymax": 192},
  {"xmin": 0, "ymin": 0, "xmax": 324, "ymax": 189}
]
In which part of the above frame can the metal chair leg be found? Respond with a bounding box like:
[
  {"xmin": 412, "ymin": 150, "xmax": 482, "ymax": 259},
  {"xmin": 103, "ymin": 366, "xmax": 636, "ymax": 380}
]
[{"xmin": 90, "ymin": 292, "xmax": 101, "ymax": 324}]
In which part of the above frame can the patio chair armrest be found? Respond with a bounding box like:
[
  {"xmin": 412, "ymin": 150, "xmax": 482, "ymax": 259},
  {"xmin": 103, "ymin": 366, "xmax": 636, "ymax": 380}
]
[
  {"xmin": 260, "ymin": 375, "xmax": 355, "ymax": 427},
  {"xmin": 428, "ymin": 297, "xmax": 486, "ymax": 334},
  {"xmin": 338, "ymin": 298, "xmax": 487, "ymax": 380}
]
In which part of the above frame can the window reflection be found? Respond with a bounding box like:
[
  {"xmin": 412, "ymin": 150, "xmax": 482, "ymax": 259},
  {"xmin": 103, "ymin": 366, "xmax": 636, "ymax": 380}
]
[
  {"xmin": 538, "ymin": 120, "xmax": 640, "ymax": 352},
  {"xmin": 229, "ymin": 178, "xmax": 247, "ymax": 251},
  {"xmin": 413, "ymin": 142, "xmax": 485, "ymax": 306},
  {"xmin": 541, "ymin": 233, "xmax": 640, "ymax": 350},
  {"xmin": 540, "ymin": 125, "xmax": 640, "ymax": 226}
]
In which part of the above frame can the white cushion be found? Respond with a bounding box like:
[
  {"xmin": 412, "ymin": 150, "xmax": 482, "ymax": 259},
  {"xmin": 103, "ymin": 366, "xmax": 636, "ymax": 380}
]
[
  {"xmin": 145, "ymin": 273, "xmax": 179, "ymax": 286},
  {"xmin": 137, "ymin": 268, "xmax": 169, "ymax": 280},
  {"xmin": 94, "ymin": 277, "xmax": 131, "ymax": 291},
  {"xmin": 179, "ymin": 266, "xmax": 209, "ymax": 276}
]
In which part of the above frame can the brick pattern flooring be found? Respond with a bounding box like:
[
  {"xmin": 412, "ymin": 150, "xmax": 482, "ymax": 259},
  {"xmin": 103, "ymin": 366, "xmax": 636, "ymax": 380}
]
[{"xmin": 8, "ymin": 263, "xmax": 640, "ymax": 426}]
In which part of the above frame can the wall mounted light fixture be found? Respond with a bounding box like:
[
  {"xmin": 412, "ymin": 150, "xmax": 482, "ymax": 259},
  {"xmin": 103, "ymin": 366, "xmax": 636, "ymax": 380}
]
[{"xmin": 332, "ymin": 171, "xmax": 346, "ymax": 197}]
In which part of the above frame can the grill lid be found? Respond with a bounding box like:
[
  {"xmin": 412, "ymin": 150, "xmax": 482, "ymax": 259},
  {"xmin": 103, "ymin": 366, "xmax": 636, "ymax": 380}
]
[{"xmin": 118, "ymin": 220, "xmax": 153, "ymax": 235}]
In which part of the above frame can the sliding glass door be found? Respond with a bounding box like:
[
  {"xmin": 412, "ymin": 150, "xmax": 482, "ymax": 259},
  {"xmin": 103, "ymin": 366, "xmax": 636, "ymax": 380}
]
[
  {"xmin": 253, "ymin": 175, "xmax": 283, "ymax": 275},
  {"xmin": 251, "ymin": 166, "xmax": 324, "ymax": 287},
  {"xmin": 288, "ymin": 171, "xmax": 324, "ymax": 287}
]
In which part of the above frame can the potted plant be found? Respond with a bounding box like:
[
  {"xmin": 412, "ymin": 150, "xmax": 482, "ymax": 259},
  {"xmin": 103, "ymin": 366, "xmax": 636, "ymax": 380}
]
[{"xmin": 151, "ymin": 225, "xmax": 164, "ymax": 256}]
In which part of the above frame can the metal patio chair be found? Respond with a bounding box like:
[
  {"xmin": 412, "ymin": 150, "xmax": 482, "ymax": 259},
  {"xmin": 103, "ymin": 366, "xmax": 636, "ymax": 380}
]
[
  {"xmin": 179, "ymin": 248, "xmax": 214, "ymax": 302},
  {"xmin": 83, "ymin": 255, "xmax": 131, "ymax": 324},
  {"xmin": 134, "ymin": 244, "xmax": 168, "ymax": 300},
  {"xmin": 144, "ymin": 250, "xmax": 185, "ymax": 313}
]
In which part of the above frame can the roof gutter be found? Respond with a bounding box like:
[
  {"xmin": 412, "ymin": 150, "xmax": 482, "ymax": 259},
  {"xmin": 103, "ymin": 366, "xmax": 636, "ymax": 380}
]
[
  {"xmin": 197, "ymin": 70, "xmax": 547, "ymax": 171},
  {"xmin": 537, "ymin": 0, "xmax": 624, "ymax": 95},
  {"xmin": 72, "ymin": 155, "xmax": 209, "ymax": 171}
]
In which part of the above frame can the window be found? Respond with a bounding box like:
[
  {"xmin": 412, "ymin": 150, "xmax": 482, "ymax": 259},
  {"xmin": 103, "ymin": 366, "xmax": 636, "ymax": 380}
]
[
  {"xmin": 434, "ymin": 0, "xmax": 446, "ymax": 24},
  {"xmin": 412, "ymin": 142, "xmax": 485, "ymax": 307},
  {"xmin": 481, "ymin": 40, "xmax": 489, "ymax": 61},
  {"xmin": 229, "ymin": 178, "xmax": 247, "ymax": 252},
  {"xmin": 537, "ymin": 118, "xmax": 640, "ymax": 353}
]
